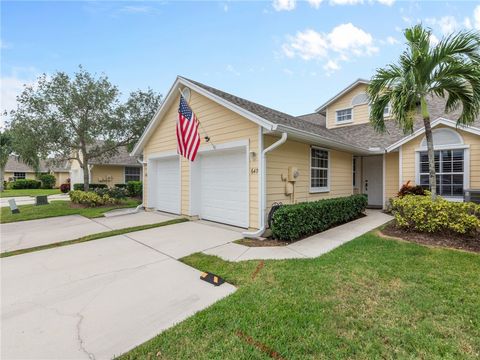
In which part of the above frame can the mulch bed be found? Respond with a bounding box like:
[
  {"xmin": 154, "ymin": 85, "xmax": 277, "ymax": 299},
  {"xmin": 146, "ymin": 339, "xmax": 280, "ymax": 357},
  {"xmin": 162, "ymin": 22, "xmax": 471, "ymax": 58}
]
[
  {"xmin": 381, "ymin": 222, "xmax": 480, "ymax": 253},
  {"xmin": 235, "ymin": 238, "xmax": 289, "ymax": 247}
]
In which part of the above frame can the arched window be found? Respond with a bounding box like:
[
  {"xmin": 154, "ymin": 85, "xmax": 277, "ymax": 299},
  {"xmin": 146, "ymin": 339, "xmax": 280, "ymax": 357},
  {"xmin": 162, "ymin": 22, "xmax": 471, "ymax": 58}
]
[
  {"xmin": 420, "ymin": 128, "xmax": 463, "ymax": 148},
  {"xmin": 351, "ymin": 92, "xmax": 369, "ymax": 107},
  {"xmin": 418, "ymin": 128, "xmax": 466, "ymax": 198}
]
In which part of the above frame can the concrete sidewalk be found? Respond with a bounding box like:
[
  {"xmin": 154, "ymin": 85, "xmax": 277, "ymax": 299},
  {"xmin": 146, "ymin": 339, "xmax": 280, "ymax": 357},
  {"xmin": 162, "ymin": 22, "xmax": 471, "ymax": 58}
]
[
  {"xmin": 0, "ymin": 211, "xmax": 179, "ymax": 253},
  {"xmin": 203, "ymin": 210, "xmax": 393, "ymax": 261},
  {"xmin": 0, "ymin": 193, "xmax": 70, "ymax": 208}
]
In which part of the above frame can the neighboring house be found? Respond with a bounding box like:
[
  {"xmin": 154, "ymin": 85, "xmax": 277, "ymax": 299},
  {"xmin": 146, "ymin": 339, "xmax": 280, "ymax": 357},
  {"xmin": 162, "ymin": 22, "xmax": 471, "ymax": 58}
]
[
  {"xmin": 70, "ymin": 145, "xmax": 142, "ymax": 187},
  {"xmin": 131, "ymin": 76, "xmax": 480, "ymax": 231},
  {"xmin": 4, "ymin": 156, "xmax": 71, "ymax": 187}
]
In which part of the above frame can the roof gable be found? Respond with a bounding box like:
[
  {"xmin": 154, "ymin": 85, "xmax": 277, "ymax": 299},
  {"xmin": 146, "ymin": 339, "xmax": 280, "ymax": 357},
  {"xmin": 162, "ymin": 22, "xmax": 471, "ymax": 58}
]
[{"xmin": 315, "ymin": 78, "xmax": 370, "ymax": 113}]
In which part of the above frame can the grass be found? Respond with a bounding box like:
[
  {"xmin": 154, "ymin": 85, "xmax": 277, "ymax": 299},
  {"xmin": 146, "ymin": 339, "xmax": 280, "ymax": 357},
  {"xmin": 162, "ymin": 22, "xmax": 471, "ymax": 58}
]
[
  {"xmin": 119, "ymin": 233, "xmax": 480, "ymax": 360},
  {"xmin": 0, "ymin": 199, "xmax": 141, "ymax": 223},
  {"xmin": 0, "ymin": 188, "xmax": 61, "ymax": 198},
  {"xmin": 0, "ymin": 218, "xmax": 188, "ymax": 258}
]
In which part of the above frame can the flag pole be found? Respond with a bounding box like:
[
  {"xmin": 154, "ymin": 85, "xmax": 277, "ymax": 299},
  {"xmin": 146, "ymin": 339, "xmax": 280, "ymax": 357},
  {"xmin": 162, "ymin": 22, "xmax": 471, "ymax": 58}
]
[{"xmin": 178, "ymin": 88, "xmax": 215, "ymax": 149}]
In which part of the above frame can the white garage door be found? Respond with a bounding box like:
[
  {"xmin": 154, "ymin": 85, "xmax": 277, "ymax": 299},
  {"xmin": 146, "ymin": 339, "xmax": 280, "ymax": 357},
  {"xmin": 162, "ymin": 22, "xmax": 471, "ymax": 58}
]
[
  {"xmin": 198, "ymin": 148, "xmax": 248, "ymax": 228},
  {"xmin": 151, "ymin": 157, "xmax": 180, "ymax": 214}
]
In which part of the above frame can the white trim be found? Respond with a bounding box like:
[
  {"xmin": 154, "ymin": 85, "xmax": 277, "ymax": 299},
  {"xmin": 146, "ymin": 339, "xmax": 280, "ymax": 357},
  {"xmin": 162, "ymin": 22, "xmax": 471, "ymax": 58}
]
[
  {"xmin": 398, "ymin": 145, "xmax": 403, "ymax": 189},
  {"xmin": 131, "ymin": 77, "xmax": 276, "ymax": 156},
  {"xmin": 382, "ymin": 153, "xmax": 386, "ymax": 210},
  {"xmin": 335, "ymin": 107, "xmax": 354, "ymax": 124},
  {"xmin": 123, "ymin": 166, "xmax": 141, "ymax": 183},
  {"xmin": 386, "ymin": 118, "xmax": 480, "ymax": 152},
  {"xmin": 309, "ymin": 146, "xmax": 330, "ymax": 193},
  {"xmin": 257, "ymin": 126, "xmax": 263, "ymax": 229},
  {"xmin": 147, "ymin": 150, "xmax": 179, "ymax": 160},
  {"xmin": 415, "ymin": 144, "xmax": 469, "ymax": 152},
  {"xmin": 197, "ymin": 139, "xmax": 248, "ymax": 153},
  {"xmin": 315, "ymin": 78, "xmax": 370, "ymax": 112}
]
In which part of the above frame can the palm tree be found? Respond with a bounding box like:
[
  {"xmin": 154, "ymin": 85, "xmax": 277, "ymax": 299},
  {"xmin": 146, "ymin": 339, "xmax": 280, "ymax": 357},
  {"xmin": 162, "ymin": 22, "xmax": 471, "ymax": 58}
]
[{"xmin": 368, "ymin": 24, "xmax": 480, "ymax": 198}]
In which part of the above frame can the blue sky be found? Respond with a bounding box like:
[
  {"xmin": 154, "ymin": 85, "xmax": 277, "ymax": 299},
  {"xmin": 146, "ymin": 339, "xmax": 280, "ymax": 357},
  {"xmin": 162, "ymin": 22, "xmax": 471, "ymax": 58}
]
[{"xmin": 1, "ymin": 0, "xmax": 479, "ymax": 125}]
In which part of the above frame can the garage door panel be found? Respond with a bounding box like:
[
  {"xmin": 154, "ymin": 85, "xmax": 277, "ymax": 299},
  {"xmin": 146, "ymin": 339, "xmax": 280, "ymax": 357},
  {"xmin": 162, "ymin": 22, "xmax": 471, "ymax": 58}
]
[
  {"xmin": 153, "ymin": 157, "xmax": 180, "ymax": 214},
  {"xmin": 198, "ymin": 148, "xmax": 248, "ymax": 228}
]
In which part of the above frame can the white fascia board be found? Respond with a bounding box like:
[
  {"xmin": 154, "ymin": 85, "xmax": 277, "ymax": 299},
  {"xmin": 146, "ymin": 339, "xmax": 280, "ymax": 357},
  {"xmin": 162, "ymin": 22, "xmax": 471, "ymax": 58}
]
[
  {"xmin": 131, "ymin": 77, "xmax": 276, "ymax": 156},
  {"xmin": 274, "ymin": 124, "xmax": 374, "ymax": 155},
  {"xmin": 315, "ymin": 79, "xmax": 370, "ymax": 113},
  {"xmin": 386, "ymin": 117, "xmax": 480, "ymax": 153}
]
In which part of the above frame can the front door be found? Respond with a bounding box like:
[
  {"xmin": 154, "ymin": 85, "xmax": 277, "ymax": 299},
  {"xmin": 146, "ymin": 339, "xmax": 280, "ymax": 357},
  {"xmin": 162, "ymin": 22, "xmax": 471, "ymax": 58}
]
[{"xmin": 362, "ymin": 155, "xmax": 383, "ymax": 208}]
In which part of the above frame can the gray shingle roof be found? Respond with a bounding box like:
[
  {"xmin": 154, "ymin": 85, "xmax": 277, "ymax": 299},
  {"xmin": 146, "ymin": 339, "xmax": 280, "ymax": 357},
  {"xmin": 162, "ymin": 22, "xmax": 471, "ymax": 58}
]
[
  {"xmin": 180, "ymin": 77, "xmax": 479, "ymax": 152},
  {"xmin": 89, "ymin": 145, "xmax": 140, "ymax": 166},
  {"xmin": 5, "ymin": 156, "xmax": 70, "ymax": 173}
]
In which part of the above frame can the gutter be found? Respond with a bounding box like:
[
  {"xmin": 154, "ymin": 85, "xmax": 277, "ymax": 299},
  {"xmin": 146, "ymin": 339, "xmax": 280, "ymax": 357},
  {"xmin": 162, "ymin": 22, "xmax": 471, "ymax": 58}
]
[
  {"xmin": 133, "ymin": 158, "xmax": 146, "ymax": 212},
  {"xmin": 243, "ymin": 131, "xmax": 288, "ymax": 239}
]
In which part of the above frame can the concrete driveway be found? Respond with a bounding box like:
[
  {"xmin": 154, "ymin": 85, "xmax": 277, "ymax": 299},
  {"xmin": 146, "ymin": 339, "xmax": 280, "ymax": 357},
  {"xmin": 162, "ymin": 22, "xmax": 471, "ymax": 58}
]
[
  {"xmin": 1, "ymin": 221, "xmax": 241, "ymax": 359},
  {"xmin": 1, "ymin": 211, "xmax": 178, "ymax": 253}
]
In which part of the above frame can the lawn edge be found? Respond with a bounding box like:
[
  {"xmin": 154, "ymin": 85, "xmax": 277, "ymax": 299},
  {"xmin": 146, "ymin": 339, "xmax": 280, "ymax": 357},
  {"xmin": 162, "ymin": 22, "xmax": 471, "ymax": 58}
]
[{"xmin": 1, "ymin": 218, "xmax": 188, "ymax": 258}]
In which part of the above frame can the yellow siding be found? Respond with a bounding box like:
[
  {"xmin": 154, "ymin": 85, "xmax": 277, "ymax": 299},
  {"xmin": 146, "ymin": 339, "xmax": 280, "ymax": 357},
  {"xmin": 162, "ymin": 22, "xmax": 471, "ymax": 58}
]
[
  {"xmin": 91, "ymin": 165, "xmax": 129, "ymax": 187},
  {"xmin": 3, "ymin": 172, "xmax": 36, "ymax": 182},
  {"xmin": 384, "ymin": 152, "xmax": 399, "ymax": 200},
  {"xmin": 53, "ymin": 171, "xmax": 70, "ymax": 187},
  {"xmin": 265, "ymin": 135, "xmax": 354, "ymax": 210},
  {"xmin": 326, "ymin": 83, "xmax": 370, "ymax": 128},
  {"xmin": 400, "ymin": 126, "xmax": 480, "ymax": 190},
  {"xmin": 143, "ymin": 89, "xmax": 260, "ymax": 229}
]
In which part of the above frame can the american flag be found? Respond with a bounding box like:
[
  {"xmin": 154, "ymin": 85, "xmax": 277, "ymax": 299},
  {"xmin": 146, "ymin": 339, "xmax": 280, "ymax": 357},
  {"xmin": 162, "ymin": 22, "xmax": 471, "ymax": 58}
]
[{"xmin": 177, "ymin": 95, "xmax": 201, "ymax": 161}]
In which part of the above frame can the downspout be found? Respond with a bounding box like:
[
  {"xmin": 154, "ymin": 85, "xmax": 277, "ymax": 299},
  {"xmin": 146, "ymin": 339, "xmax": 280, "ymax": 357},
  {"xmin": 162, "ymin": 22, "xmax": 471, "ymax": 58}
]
[
  {"xmin": 243, "ymin": 131, "xmax": 288, "ymax": 239},
  {"xmin": 133, "ymin": 158, "xmax": 145, "ymax": 212}
]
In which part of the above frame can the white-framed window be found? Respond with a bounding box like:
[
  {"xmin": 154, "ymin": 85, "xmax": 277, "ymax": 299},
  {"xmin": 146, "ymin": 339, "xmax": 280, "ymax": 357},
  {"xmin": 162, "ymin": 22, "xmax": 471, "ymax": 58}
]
[
  {"xmin": 13, "ymin": 172, "xmax": 26, "ymax": 180},
  {"xmin": 383, "ymin": 103, "xmax": 391, "ymax": 116},
  {"xmin": 124, "ymin": 167, "xmax": 141, "ymax": 182},
  {"xmin": 336, "ymin": 108, "xmax": 352, "ymax": 123},
  {"xmin": 310, "ymin": 147, "xmax": 329, "ymax": 192},
  {"xmin": 419, "ymin": 149, "xmax": 464, "ymax": 197}
]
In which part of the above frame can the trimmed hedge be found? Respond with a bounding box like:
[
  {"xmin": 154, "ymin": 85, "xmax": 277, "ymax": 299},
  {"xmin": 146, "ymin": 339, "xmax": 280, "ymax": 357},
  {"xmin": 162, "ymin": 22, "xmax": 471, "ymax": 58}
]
[
  {"xmin": 271, "ymin": 194, "xmax": 368, "ymax": 241},
  {"xmin": 39, "ymin": 174, "xmax": 56, "ymax": 189},
  {"xmin": 73, "ymin": 183, "xmax": 108, "ymax": 191},
  {"xmin": 127, "ymin": 181, "xmax": 142, "ymax": 197},
  {"xmin": 9, "ymin": 179, "xmax": 41, "ymax": 189}
]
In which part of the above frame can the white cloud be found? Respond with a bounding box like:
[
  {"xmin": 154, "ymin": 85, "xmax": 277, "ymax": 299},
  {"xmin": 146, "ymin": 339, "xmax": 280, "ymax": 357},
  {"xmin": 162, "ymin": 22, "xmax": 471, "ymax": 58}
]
[
  {"xmin": 226, "ymin": 64, "xmax": 240, "ymax": 76},
  {"xmin": 282, "ymin": 23, "xmax": 377, "ymax": 74},
  {"xmin": 463, "ymin": 17, "xmax": 472, "ymax": 30},
  {"xmin": 272, "ymin": 0, "xmax": 296, "ymax": 11},
  {"xmin": 330, "ymin": 0, "xmax": 363, "ymax": 5},
  {"xmin": 0, "ymin": 39, "xmax": 11, "ymax": 49},
  {"xmin": 376, "ymin": 0, "xmax": 395, "ymax": 5},
  {"xmin": 475, "ymin": 5, "xmax": 480, "ymax": 30},
  {"xmin": 223, "ymin": 4, "xmax": 229, "ymax": 12},
  {"xmin": 429, "ymin": 34, "xmax": 439, "ymax": 46},
  {"xmin": 386, "ymin": 36, "xmax": 399, "ymax": 45},
  {"xmin": 283, "ymin": 68, "xmax": 294, "ymax": 76},
  {"xmin": 426, "ymin": 16, "xmax": 460, "ymax": 35},
  {"xmin": 119, "ymin": 6, "xmax": 151, "ymax": 13},
  {"xmin": 307, "ymin": 0, "xmax": 323, "ymax": 9}
]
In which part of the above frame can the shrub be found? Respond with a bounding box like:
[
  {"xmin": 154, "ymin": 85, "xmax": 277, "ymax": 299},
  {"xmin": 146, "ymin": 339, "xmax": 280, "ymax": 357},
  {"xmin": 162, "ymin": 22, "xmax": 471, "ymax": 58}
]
[
  {"xmin": 9, "ymin": 179, "xmax": 41, "ymax": 189},
  {"xmin": 127, "ymin": 181, "xmax": 142, "ymax": 197},
  {"xmin": 60, "ymin": 183, "xmax": 70, "ymax": 193},
  {"xmin": 271, "ymin": 194, "xmax": 368, "ymax": 241},
  {"xmin": 73, "ymin": 183, "xmax": 108, "ymax": 191},
  {"xmin": 39, "ymin": 174, "xmax": 56, "ymax": 189},
  {"xmin": 391, "ymin": 193, "xmax": 480, "ymax": 235},
  {"xmin": 115, "ymin": 183, "xmax": 127, "ymax": 189},
  {"xmin": 398, "ymin": 180, "xmax": 426, "ymax": 197},
  {"xmin": 69, "ymin": 190, "xmax": 120, "ymax": 207},
  {"xmin": 94, "ymin": 187, "xmax": 128, "ymax": 199}
]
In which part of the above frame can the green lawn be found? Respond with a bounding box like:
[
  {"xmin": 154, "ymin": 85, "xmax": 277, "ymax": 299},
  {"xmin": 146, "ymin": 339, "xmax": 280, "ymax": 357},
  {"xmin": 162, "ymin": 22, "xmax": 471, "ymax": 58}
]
[
  {"xmin": 119, "ymin": 233, "xmax": 480, "ymax": 360},
  {"xmin": 0, "ymin": 188, "xmax": 61, "ymax": 198},
  {"xmin": 0, "ymin": 199, "xmax": 141, "ymax": 223}
]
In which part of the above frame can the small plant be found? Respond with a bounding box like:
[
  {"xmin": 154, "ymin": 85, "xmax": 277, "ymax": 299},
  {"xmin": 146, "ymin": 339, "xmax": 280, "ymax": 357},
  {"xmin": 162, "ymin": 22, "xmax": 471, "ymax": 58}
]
[
  {"xmin": 94, "ymin": 187, "xmax": 128, "ymax": 199},
  {"xmin": 397, "ymin": 180, "xmax": 426, "ymax": 197},
  {"xmin": 115, "ymin": 183, "xmax": 127, "ymax": 189},
  {"xmin": 69, "ymin": 190, "xmax": 120, "ymax": 207},
  {"xmin": 9, "ymin": 179, "xmax": 41, "ymax": 189},
  {"xmin": 271, "ymin": 194, "xmax": 368, "ymax": 241},
  {"xmin": 39, "ymin": 174, "xmax": 56, "ymax": 189},
  {"xmin": 127, "ymin": 181, "xmax": 142, "ymax": 197},
  {"xmin": 60, "ymin": 183, "xmax": 70, "ymax": 193},
  {"xmin": 391, "ymin": 193, "xmax": 480, "ymax": 235}
]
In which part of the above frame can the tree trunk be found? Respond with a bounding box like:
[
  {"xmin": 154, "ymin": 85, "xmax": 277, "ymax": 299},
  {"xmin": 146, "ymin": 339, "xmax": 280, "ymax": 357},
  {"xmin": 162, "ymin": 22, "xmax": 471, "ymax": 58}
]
[
  {"xmin": 0, "ymin": 167, "xmax": 4, "ymax": 192},
  {"xmin": 421, "ymin": 97, "xmax": 437, "ymax": 199},
  {"xmin": 81, "ymin": 147, "xmax": 90, "ymax": 191}
]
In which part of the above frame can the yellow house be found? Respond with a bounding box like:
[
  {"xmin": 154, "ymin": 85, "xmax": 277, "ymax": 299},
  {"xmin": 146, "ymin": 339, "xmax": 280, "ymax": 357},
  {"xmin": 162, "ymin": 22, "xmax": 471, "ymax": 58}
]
[
  {"xmin": 3, "ymin": 155, "xmax": 70, "ymax": 187},
  {"xmin": 70, "ymin": 145, "xmax": 143, "ymax": 187},
  {"xmin": 131, "ymin": 77, "xmax": 480, "ymax": 235}
]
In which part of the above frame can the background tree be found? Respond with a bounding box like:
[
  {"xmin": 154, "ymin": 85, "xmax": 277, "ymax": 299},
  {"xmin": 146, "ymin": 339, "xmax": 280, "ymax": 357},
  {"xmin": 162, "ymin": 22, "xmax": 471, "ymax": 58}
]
[
  {"xmin": 0, "ymin": 129, "xmax": 14, "ymax": 192},
  {"xmin": 368, "ymin": 25, "xmax": 480, "ymax": 198},
  {"xmin": 9, "ymin": 67, "xmax": 162, "ymax": 191}
]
